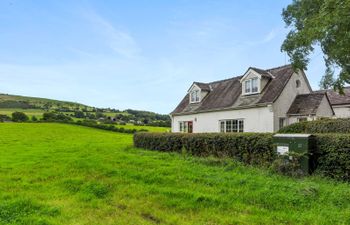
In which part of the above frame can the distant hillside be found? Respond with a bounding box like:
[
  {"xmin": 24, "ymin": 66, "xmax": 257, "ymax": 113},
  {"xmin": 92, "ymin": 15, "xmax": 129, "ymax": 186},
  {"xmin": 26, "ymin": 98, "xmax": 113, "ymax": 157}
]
[
  {"xmin": 0, "ymin": 93, "xmax": 91, "ymax": 111},
  {"xmin": 0, "ymin": 93, "xmax": 171, "ymax": 127}
]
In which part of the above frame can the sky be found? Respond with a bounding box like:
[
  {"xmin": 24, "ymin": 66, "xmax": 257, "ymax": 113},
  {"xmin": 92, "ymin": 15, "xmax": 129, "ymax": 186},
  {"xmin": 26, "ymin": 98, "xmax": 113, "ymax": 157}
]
[{"xmin": 0, "ymin": 0, "xmax": 326, "ymax": 114}]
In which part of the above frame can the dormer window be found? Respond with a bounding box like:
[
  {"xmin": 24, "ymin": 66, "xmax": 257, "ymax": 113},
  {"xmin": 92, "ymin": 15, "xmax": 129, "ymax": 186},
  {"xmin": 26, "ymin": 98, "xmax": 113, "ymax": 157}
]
[
  {"xmin": 190, "ymin": 90, "xmax": 200, "ymax": 103},
  {"xmin": 244, "ymin": 77, "xmax": 259, "ymax": 94}
]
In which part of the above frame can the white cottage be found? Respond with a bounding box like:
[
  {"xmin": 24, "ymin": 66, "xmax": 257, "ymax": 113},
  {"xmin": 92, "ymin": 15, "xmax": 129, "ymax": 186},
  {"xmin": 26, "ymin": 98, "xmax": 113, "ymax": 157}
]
[{"xmin": 170, "ymin": 65, "xmax": 335, "ymax": 133}]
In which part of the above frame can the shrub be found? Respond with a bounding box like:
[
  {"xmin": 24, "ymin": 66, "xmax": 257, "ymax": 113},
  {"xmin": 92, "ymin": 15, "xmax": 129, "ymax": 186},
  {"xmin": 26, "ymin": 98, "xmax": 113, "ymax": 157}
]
[
  {"xmin": 11, "ymin": 112, "xmax": 29, "ymax": 122},
  {"xmin": 31, "ymin": 116, "xmax": 38, "ymax": 122},
  {"xmin": 42, "ymin": 112, "xmax": 72, "ymax": 122},
  {"xmin": 314, "ymin": 134, "xmax": 350, "ymax": 181},
  {"xmin": 270, "ymin": 152, "xmax": 306, "ymax": 177},
  {"xmin": 134, "ymin": 132, "xmax": 275, "ymax": 166},
  {"xmin": 278, "ymin": 118, "xmax": 350, "ymax": 133},
  {"xmin": 0, "ymin": 114, "xmax": 11, "ymax": 122},
  {"xmin": 134, "ymin": 133, "xmax": 185, "ymax": 153}
]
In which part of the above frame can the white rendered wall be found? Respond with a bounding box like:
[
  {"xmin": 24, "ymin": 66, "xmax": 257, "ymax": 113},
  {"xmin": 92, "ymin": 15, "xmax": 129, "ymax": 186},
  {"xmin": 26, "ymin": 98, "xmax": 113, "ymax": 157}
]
[
  {"xmin": 171, "ymin": 106, "xmax": 274, "ymax": 133},
  {"xmin": 333, "ymin": 105, "xmax": 350, "ymax": 118}
]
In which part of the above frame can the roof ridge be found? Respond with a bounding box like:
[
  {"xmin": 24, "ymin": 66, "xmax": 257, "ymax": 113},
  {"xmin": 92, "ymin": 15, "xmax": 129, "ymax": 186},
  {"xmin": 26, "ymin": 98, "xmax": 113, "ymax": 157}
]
[{"xmin": 209, "ymin": 75, "xmax": 242, "ymax": 85}]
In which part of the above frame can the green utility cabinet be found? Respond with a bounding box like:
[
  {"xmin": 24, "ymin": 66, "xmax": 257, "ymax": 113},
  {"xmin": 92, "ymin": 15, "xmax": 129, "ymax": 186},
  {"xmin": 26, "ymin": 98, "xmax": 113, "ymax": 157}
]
[{"xmin": 273, "ymin": 134, "xmax": 316, "ymax": 174}]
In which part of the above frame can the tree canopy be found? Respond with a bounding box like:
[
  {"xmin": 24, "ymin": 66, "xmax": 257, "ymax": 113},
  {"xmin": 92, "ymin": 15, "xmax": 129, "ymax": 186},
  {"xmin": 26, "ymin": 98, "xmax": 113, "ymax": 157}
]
[{"xmin": 281, "ymin": 0, "xmax": 350, "ymax": 91}]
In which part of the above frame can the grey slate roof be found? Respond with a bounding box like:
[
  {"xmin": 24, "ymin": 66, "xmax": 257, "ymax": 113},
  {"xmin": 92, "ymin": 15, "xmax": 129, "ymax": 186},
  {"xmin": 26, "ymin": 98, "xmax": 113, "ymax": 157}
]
[
  {"xmin": 326, "ymin": 87, "xmax": 350, "ymax": 105},
  {"xmin": 171, "ymin": 64, "xmax": 294, "ymax": 115},
  {"xmin": 287, "ymin": 93, "xmax": 326, "ymax": 115}
]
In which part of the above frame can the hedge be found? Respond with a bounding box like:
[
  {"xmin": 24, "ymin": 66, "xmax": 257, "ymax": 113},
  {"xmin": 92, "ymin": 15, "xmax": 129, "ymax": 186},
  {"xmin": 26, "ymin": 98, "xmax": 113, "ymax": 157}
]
[
  {"xmin": 134, "ymin": 132, "xmax": 275, "ymax": 166},
  {"xmin": 134, "ymin": 132, "xmax": 350, "ymax": 182},
  {"xmin": 278, "ymin": 118, "xmax": 350, "ymax": 133},
  {"xmin": 315, "ymin": 134, "xmax": 350, "ymax": 181}
]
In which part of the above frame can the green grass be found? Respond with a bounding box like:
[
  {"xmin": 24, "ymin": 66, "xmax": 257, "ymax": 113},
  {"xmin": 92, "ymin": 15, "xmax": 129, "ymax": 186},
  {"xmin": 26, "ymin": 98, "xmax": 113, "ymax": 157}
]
[
  {"xmin": 115, "ymin": 123, "xmax": 170, "ymax": 132},
  {"xmin": 0, "ymin": 108, "xmax": 45, "ymax": 118},
  {"xmin": 0, "ymin": 123, "xmax": 350, "ymax": 224}
]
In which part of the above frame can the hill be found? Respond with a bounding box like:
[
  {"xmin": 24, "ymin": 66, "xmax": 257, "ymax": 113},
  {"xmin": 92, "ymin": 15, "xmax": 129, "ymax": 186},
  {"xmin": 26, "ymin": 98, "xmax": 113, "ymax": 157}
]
[
  {"xmin": 0, "ymin": 93, "xmax": 91, "ymax": 111},
  {"xmin": 0, "ymin": 123, "xmax": 349, "ymax": 224},
  {"xmin": 0, "ymin": 93, "xmax": 171, "ymax": 127}
]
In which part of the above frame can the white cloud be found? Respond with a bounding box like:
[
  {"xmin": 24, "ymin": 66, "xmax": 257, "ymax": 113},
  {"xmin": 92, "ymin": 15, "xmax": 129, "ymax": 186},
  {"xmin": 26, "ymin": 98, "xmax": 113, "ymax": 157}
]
[{"xmin": 81, "ymin": 9, "xmax": 141, "ymax": 58}]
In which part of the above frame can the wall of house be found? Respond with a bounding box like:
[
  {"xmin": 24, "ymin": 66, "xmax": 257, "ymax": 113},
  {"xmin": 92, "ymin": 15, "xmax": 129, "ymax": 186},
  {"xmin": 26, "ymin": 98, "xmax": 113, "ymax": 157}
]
[
  {"xmin": 316, "ymin": 96, "xmax": 334, "ymax": 117},
  {"xmin": 333, "ymin": 105, "xmax": 350, "ymax": 118},
  {"xmin": 288, "ymin": 115, "xmax": 316, "ymax": 124},
  {"xmin": 272, "ymin": 71, "xmax": 312, "ymax": 131},
  {"xmin": 171, "ymin": 106, "xmax": 274, "ymax": 133}
]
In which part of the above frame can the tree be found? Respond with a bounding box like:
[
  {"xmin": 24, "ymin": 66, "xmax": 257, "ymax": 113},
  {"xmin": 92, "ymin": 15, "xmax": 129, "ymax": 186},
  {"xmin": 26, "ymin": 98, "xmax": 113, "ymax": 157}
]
[
  {"xmin": 319, "ymin": 67, "xmax": 335, "ymax": 89},
  {"xmin": 281, "ymin": 0, "xmax": 350, "ymax": 91},
  {"xmin": 12, "ymin": 112, "xmax": 29, "ymax": 122}
]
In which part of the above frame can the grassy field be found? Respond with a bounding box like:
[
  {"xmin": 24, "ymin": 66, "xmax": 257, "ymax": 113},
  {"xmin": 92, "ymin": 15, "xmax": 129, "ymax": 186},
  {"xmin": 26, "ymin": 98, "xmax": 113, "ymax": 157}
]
[
  {"xmin": 0, "ymin": 108, "xmax": 45, "ymax": 118},
  {"xmin": 114, "ymin": 123, "xmax": 170, "ymax": 132},
  {"xmin": 1, "ymin": 123, "xmax": 350, "ymax": 224}
]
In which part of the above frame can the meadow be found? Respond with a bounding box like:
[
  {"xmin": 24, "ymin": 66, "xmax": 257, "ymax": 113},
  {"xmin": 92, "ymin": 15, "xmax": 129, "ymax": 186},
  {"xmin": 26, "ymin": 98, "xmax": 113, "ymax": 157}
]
[
  {"xmin": 1, "ymin": 123, "xmax": 350, "ymax": 224},
  {"xmin": 114, "ymin": 123, "xmax": 170, "ymax": 132}
]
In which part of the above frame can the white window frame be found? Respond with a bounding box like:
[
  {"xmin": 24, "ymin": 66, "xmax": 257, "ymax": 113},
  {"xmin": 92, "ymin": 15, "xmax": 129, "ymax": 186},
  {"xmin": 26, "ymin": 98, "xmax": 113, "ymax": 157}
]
[
  {"xmin": 179, "ymin": 121, "xmax": 192, "ymax": 133},
  {"xmin": 244, "ymin": 77, "xmax": 259, "ymax": 95},
  {"xmin": 219, "ymin": 119, "xmax": 244, "ymax": 133},
  {"xmin": 190, "ymin": 90, "xmax": 200, "ymax": 103}
]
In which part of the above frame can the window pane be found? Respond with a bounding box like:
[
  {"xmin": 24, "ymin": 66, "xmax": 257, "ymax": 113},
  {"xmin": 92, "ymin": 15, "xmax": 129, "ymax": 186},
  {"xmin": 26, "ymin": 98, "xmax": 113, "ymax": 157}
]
[
  {"xmin": 179, "ymin": 122, "xmax": 183, "ymax": 132},
  {"xmin": 239, "ymin": 120, "xmax": 244, "ymax": 132},
  {"xmin": 184, "ymin": 122, "xmax": 188, "ymax": 132},
  {"xmin": 252, "ymin": 78, "xmax": 258, "ymax": 92},
  {"xmin": 220, "ymin": 121, "xmax": 225, "ymax": 132},
  {"xmin": 226, "ymin": 120, "xmax": 232, "ymax": 132},
  {"xmin": 195, "ymin": 90, "xmax": 200, "ymax": 102},
  {"xmin": 191, "ymin": 92, "xmax": 195, "ymax": 102},
  {"xmin": 245, "ymin": 80, "xmax": 251, "ymax": 93},
  {"xmin": 232, "ymin": 120, "xmax": 238, "ymax": 132}
]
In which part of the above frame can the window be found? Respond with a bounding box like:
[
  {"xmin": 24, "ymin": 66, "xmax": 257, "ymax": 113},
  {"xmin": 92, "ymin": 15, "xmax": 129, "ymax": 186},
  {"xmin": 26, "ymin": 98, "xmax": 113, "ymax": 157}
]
[
  {"xmin": 219, "ymin": 119, "xmax": 244, "ymax": 133},
  {"xmin": 298, "ymin": 117, "xmax": 307, "ymax": 122},
  {"xmin": 190, "ymin": 90, "xmax": 200, "ymax": 103},
  {"xmin": 179, "ymin": 121, "xmax": 193, "ymax": 133},
  {"xmin": 220, "ymin": 121, "xmax": 225, "ymax": 132},
  {"xmin": 279, "ymin": 118, "xmax": 286, "ymax": 130},
  {"xmin": 251, "ymin": 77, "xmax": 258, "ymax": 92},
  {"xmin": 296, "ymin": 80, "xmax": 301, "ymax": 88},
  {"xmin": 244, "ymin": 78, "xmax": 259, "ymax": 94},
  {"xmin": 245, "ymin": 80, "xmax": 251, "ymax": 93}
]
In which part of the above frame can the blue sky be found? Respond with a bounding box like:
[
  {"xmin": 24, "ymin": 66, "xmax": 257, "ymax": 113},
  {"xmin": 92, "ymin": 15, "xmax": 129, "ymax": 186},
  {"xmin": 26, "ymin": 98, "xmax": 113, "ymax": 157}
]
[{"xmin": 0, "ymin": 0, "xmax": 326, "ymax": 114}]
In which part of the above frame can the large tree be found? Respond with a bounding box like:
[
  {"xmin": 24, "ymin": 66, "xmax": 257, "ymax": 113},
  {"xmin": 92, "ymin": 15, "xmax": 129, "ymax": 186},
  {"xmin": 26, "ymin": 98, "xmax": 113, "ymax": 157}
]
[{"xmin": 281, "ymin": 0, "xmax": 350, "ymax": 91}]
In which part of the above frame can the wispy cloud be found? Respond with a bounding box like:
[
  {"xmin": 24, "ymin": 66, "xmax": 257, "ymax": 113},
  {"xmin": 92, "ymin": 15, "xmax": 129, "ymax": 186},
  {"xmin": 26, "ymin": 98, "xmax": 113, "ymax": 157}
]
[
  {"xmin": 81, "ymin": 9, "xmax": 141, "ymax": 58},
  {"xmin": 262, "ymin": 29, "xmax": 279, "ymax": 43},
  {"xmin": 244, "ymin": 28, "xmax": 281, "ymax": 46}
]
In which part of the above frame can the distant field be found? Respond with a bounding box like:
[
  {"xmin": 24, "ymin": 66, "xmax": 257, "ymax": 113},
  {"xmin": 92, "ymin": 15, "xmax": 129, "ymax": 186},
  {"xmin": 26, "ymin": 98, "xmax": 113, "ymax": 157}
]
[
  {"xmin": 0, "ymin": 108, "xmax": 169, "ymax": 132},
  {"xmin": 0, "ymin": 108, "xmax": 45, "ymax": 118},
  {"xmin": 115, "ymin": 123, "xmax": 170, "ymax": 132},
  {"xmin": 1, "ymin": 123, "xmax": 350, "ymax": 224}
]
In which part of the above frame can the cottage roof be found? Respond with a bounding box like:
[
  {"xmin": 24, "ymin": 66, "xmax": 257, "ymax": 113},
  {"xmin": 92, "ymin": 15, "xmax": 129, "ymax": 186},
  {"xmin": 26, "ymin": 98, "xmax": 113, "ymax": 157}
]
[
  {"xmin": 171, "ymin": 64, "xmax": 295, "ymax": 115},
  {"xmin": 287, "ymin": 92, "xmax": 327, "ymax": 115}
]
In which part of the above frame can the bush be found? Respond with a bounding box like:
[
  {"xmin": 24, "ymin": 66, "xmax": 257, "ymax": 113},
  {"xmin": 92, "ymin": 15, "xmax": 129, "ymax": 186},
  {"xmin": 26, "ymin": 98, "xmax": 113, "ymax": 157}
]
[
  {"xmin": 134, "ymin": 132, "xmax": 275, "ymax": 166},
  {"xmin": 42, "ymin": 112, "xmax": 72, "ymax": 122},
  {"xmin": 0, "ymin": 114, "xmax": 11, "ymax": 122},
  {"xmin": 11, "ymin": 112, "xmax": 29, "ymax": 122},
  {"xmin": 315, "ymin": 134, "xmax": 350, "ymax": 181},
  {"xmin": 31, "ymin": 116, "xmax": 38, "ymax": 122},
  {"xmin": 278, "ymin": 118, "xmax": 350, "ymax": 133},
  {"xmin": 271, "ymin": 152, "xmax": 306, "ymax": 177}
]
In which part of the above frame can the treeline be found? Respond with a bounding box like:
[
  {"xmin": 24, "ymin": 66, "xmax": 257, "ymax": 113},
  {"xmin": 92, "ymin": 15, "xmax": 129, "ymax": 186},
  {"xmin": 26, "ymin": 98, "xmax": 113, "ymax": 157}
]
[{"xmin": 0, "ymin": 112, "xmax": 148, "ymax": 134}]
